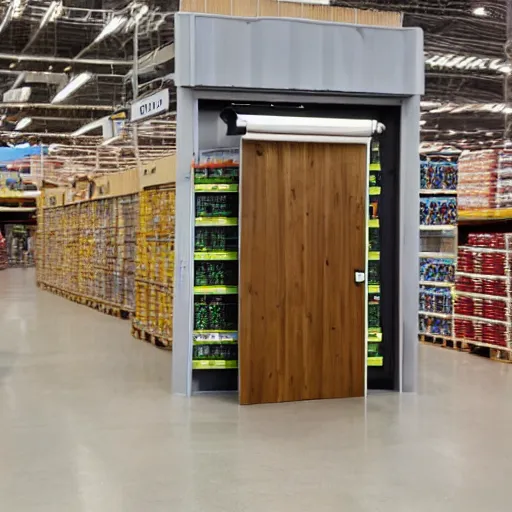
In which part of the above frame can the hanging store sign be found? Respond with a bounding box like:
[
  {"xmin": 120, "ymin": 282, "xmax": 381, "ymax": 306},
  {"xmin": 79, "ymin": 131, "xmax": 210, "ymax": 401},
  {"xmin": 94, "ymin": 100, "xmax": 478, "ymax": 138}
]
[{"xmin": 130, "ymin": 89, "xmax": 169, "ymax": 122}]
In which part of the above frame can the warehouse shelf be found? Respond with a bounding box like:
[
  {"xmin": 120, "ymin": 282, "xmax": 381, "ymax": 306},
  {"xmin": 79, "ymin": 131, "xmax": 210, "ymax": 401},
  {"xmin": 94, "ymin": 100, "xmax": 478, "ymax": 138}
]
[
  {"xmin": 194, "ymin": 184, "xmax": 239, "ymax": 193},
  {"xmin": 195, "ymin": 217, "xmax": 238, "ymax": 227},
  {"xmin": 194, "ymin": 251, "xmax": 238, "ymax": 261},
  {"xmin": 192, "ymin": 360, "xmax": 238, "ymax": 370}
]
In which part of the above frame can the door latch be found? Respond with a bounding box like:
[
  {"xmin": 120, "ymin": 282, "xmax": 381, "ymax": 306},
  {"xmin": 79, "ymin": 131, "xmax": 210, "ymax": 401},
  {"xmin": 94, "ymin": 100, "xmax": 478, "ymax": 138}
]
[{"xmin": 354, "ymin": 271, "xmax": 366, "ymax": 284}]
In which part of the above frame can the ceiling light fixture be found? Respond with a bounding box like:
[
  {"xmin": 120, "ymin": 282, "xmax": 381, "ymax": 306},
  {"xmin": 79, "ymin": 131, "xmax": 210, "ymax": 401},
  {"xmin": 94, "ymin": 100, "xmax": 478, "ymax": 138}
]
[
  {"xmin": 39, "ymin": 1, "xmax": 61, "ymax": 29},
  {"xmin": 94, "ymin": 16, "xmax": 127, "ymax": 44},
  {"xmin": 51, "ymin": 72, "xmax": 93, "ymax": 104},
  {"xmin": 11, "ymin": 0, "xmax": 25, "ymax": 19},
  {"xmin": 473, "ymin": 7, "xmax": 487, "ymax": 16},
  {"xmin": 15, "ymin": 117, "xmax": 32, "ymax": 131}
]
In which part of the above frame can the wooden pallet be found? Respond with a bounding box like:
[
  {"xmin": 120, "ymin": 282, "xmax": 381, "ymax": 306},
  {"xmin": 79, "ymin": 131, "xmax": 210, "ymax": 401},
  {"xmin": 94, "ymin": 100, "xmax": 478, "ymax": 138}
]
[
  {"xmin": 420, "ymin": 334, "xmax": 472, "ymax": 352},
  {"xmin": 131, "ymin": 325, "xmax": 172, "ymax": 350},
  {"xmin": 39, "ymin": 282, "xmax": 132, "ymax": 320},
  {"xmin": 420, "ymin": 333, "xmax": 512, "ymax": 363}
]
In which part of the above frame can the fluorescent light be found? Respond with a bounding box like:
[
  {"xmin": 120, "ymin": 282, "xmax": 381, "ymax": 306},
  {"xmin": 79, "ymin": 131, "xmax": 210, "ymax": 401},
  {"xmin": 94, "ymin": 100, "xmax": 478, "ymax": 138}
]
[
  {"xmin": 15, "ymin": 117, "xmax": 32, "ymax": 131},
  {"xmin": 94, "ymin": 16, "xmax": 127, "ymax": 44},
  {"xmin": 12, "ymin": 0, "xmax": 25, "ymax": 19},
  {"xmin": 39, "ymin": 1, "xmax": 60, "ymax": 28},
  {"xmin": 101, "ymin": 135, "xmax": 122, "ymax": 146},
  {"xmin": 134, "ymin": 5, "xmax": 149, "ymax": 22},
  {"xmin": 420, "ymin": 120, "xmax": 426, "ymax": 126},
  {"xmin": 51, "ymin": 72, "xmax": 92, "ymax": 104},
  {"xmin": 473, "ymin": 7, "xmax": 487, "ymax": 16}
]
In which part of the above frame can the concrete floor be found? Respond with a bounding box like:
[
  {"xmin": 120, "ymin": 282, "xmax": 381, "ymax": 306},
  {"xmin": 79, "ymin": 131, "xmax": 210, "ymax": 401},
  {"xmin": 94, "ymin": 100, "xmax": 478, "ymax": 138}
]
[{"xmin": 2, "ymin": 268, "xmax": 512, "ymax": 511}]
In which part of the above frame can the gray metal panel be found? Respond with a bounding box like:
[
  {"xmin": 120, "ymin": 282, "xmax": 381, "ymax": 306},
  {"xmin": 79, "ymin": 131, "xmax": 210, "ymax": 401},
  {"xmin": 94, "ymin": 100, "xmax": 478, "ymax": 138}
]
[
  {"xmin": 400, "ymin": 94, "xmax": 420, "ymax": 393},
  {"xmin": 175, "ymin": 13, "xmax": 424, "ymax": 96}
]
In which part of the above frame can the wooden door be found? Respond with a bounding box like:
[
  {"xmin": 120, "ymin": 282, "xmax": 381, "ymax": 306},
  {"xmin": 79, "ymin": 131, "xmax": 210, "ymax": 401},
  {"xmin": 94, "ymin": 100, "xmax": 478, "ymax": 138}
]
[{"xmin": 239, "ymin": 141, "xmax": 366, "ymax": 405}]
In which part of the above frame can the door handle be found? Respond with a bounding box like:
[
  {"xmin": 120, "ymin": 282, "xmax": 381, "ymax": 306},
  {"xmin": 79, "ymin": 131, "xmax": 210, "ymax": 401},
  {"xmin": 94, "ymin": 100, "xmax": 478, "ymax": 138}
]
[{"xmin": 354, "ymin": 271, "xmax": 366, "ymax": 284}]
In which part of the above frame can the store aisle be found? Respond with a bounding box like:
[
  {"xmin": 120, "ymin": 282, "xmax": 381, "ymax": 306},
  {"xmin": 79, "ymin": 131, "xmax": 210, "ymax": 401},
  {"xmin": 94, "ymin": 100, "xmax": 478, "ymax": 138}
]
[{"xmin": 2, "ymin": 269, "xmax": 512, "ymax": 512}]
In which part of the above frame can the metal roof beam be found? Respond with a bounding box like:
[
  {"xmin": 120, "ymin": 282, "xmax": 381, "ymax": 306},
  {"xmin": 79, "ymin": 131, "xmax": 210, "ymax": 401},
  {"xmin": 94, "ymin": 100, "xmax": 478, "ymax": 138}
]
[{"xmin": 0, "ymin": 53, "xmax": 132, "ymax": 67}]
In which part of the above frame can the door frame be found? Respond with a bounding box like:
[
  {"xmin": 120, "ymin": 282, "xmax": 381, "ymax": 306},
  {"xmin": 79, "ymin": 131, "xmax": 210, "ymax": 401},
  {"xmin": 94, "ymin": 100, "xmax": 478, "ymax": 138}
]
[{"xmin": 239, "ymin": 131, "xmax": 372, "ymax": 397}]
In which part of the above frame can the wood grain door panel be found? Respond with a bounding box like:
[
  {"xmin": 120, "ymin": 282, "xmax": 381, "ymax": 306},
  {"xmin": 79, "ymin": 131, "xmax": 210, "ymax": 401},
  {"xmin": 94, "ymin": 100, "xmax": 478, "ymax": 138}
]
[{"xmin": 239, "ymin": 141, "xmax": 366, "ymax": 405}]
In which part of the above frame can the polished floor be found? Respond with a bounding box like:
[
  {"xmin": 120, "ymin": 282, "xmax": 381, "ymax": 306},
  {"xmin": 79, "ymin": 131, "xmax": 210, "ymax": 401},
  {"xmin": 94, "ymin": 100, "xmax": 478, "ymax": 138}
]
[{"xmin": 1, "ymin": 268, "xmax": 512, "ymax": 511}]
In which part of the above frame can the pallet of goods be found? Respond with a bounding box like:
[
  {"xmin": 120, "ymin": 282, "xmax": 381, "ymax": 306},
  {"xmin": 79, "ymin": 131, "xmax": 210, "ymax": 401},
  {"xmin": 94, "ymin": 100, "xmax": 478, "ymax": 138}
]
[
  {"xmin": 450, "ymin": 148, "xmax": 512, "ymax": 362},
  {"xmin": 418, "ymin": 151, "xmax": 459, "ymax": 345},
  {"xmin": 457, "ymin": 149, "xmax": 512, "ymax": 220},
  {"xmin": 37, "ymin": 172, "xmax": 139, "ymax": 318},
  {"xmin": 0, "ymin": 232, "xmax": 7, "ymax": 270},
  {"xmin": 454, "ymin": 233, "xmax": 512, "ymax": 359},
  {"xmin": 132, "ymin": 185, "xmax": 176, "ymax": 349}
]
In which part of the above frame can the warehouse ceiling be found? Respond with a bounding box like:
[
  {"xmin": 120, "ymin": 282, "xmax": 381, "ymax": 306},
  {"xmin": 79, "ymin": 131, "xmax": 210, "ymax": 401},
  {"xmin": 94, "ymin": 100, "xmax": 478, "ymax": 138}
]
[
  {"xmin": 0, "ymin": 0, "xmax": 508, "ymax": 176},
  {"xmin": 332, "ymin": 0, "xmax": 510, "ymax": 145},
  {"xmin": 0, "ymin": 0, "xmax": 178, "ymax": 177}
]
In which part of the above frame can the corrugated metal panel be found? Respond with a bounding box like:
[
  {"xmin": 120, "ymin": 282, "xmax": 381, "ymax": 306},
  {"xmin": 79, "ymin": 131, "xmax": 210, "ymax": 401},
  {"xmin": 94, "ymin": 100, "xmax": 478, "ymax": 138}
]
[
  {"xmin": 179, "ymin": 0, "xmax": 402, "ymax": 27},
  {"xmin": 175, "ymin": 13, "xmax": 424, "ymax": 96}
]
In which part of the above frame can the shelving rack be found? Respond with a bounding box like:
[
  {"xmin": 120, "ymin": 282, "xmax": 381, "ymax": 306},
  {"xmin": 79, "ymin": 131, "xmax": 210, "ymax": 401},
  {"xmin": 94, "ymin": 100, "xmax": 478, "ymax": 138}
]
[
  {"xmin": 192, "ymin": 153, "xmax": 240, "ymax": 371},
  {"xmin": 368, "ymin": 141, "xmax": 383, "ymax": 367},
  {"xmin": 452, "ymin": 149, "xmax": 512, "ymax": 357},
  {"xmin": 418, "ymin": 151, "xmax": 459, "ymax": 342}
]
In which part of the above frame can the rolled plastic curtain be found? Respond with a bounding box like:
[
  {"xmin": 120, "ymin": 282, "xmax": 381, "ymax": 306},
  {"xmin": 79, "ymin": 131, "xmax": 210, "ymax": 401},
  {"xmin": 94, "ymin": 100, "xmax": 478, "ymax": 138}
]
[{"xmin": 237, "ymin": 115, "xmax": 385, "ymax": 139}]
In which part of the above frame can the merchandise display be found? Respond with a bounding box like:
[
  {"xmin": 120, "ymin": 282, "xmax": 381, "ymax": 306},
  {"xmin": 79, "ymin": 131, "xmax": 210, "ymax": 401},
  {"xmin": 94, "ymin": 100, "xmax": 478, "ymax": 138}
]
[
  {"xmin": 5, "ymin": 224, "xmax": 35, "ymax": 267},
  {"xmin": 192, "ymin": 149, "xmax": 240, "ymax": 370},
  {"xmin": 132, "ymin": 185, "xmax": 176, "ymax": 348},
  {"xmin": 0, "ymin": 232, "xmax": 7, "ymax": 270},
  {"xmin": 38, "ymin": 194, "xmax": 138, "ymax": 315},
  {"xmin": 368, "ymin": 141, "xmax": 383, "ymax": 365},
  {"xmin": 454, "ymin": 233, "xmax": 512, "ymax": 348},
  {"xmin": 458, "ymin": 150, "xmax": 512, "ymax": 214},
  {"xmin": 419, "ymin": 152, "xmax": 459, "ymax": 341}
]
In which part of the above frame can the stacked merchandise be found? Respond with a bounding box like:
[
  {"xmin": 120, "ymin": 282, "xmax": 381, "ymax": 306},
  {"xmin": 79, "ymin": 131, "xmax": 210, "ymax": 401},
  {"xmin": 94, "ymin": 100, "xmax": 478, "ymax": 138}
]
[
  {"xmin": 0, "ymin": 232, "xmax": 7, "ymax": 270},
  {"xmin": 192, "ymin": 149, "xmax": 239, "ymax": 370},
  {"xmin": 367, "ymin": 141, "xmax": 383, "ymax": 367},
  {"xmin": 458, "ymin": 150, "xmax": 512, "ymax": 216},
  {"xmin": 419, "ymin": 152, "xmax": 458, "ymax": 340},
  {"xmin": 39, "ymin": 195, "xmax": 138, "ymax": 314},
  {"xmin": 133, "ymin": 186, "xmax": 176, "ymax": 347},
  {"xmin": 454, "ymin": 233, "xmax": 512, "ymax": 348},
  {"xmin": 5, "ymin": 224, "xmax": 35, "ymax": 267}
]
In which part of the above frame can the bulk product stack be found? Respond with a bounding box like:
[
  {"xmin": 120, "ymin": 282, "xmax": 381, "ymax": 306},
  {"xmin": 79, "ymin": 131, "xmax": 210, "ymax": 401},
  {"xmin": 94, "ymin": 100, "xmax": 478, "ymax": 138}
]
[
  {"xmin": 418, "ymin": 151, "xmax": 459, "ymax": 344},
  {"xmin": 131, "ymin": 155, "xmax": 177, "ymax": 349},
  {"xmin": 131, "ymin": 185, "xmax": 176, "ymax": 348},
  {"xmin": 192, "ymin": 149, "xmax": 240, "ymax": 370},
  {"xmin": 452, "ymin": 149, "xmax": 512, "ymax": 362},
  {"xmin": 368, "ymin": 141, "xmax": 383, "ymax": 367},
  {"xmin": 37, "ymin": 170, "xmax": 139, "ymax": 318},
  {"xmin": 0, "ymin": 232, "xmax": 7, "ymax": 270}
]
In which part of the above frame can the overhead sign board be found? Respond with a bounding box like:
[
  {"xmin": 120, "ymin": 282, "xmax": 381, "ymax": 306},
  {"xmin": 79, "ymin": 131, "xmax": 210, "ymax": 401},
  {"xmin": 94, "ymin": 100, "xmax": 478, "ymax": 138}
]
[{"xmin": 131, "ymin": 89, "xmax": 169, "ymax": 122}]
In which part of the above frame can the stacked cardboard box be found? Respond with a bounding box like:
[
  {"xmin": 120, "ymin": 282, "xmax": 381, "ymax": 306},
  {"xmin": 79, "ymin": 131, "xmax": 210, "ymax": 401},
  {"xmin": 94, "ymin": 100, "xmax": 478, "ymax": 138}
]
[{"xmin": 133, "ymin": 185, "xmax": 176, "ymax": 346}]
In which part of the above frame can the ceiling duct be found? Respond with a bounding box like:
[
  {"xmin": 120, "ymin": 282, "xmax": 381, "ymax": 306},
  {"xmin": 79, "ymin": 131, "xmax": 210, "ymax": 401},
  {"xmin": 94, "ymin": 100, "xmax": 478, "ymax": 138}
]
[
  {"xmin": 3, "ymin": 87, "xmax": 31, "ymax": 103},
  {"xmin": 126, "ymin": 44, "xmax": 175, "ymax": 78}
]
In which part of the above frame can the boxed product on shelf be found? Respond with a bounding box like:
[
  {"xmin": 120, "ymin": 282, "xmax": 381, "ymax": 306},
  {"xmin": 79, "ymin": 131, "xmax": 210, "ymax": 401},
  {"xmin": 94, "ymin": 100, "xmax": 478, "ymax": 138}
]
[
  {"xmin": 458, "ymin": 150, "xmax": 512, "ymax": 211},
  {"xmin": 419, "ymin": 286, "xmax": 453, "ymax": 315},
  {"xmin": 420, "ymin": 159, "xmax": 458, "ymax": 190},
  {"xmin": 420, "ymin": 258, "xmax": 455, "ymax": 283},
  {"xmin": 419, "ymin": 315, "xmax": 452, "ymax": 337},
  {"xmin": 420, "ymin": 197, "xmax": 457, "ymax": 225}
]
